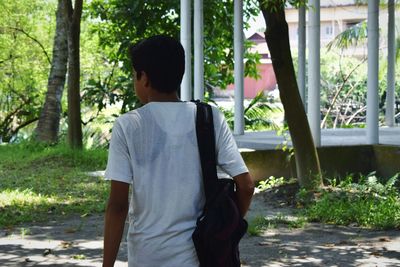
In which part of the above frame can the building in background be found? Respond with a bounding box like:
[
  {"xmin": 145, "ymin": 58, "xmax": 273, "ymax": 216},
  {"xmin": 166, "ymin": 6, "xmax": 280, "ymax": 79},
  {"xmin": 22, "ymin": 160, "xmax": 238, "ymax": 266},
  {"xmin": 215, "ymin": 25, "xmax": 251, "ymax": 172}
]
[
  {"xmin": 285, "ymin": 0, "xmax": 368, "ymax": 57},
  {"xmin": 217, "ymin": 0, "xmax": 394, "ymax": 99},
  {"xmin": 220, "ymin": 32, "xmax": 277, "ymax": 99}
]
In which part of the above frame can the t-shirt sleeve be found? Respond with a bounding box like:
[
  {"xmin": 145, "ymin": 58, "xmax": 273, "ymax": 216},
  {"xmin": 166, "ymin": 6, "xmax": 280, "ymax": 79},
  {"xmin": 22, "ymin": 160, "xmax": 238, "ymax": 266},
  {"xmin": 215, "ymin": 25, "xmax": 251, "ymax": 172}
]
[
  {"xmin": 213, "ymin": 108, "xmax": 249, "ymax": 178},
  {"xmin": 104, "ymin": 119, "xmax": 133, "ymax": 184}
]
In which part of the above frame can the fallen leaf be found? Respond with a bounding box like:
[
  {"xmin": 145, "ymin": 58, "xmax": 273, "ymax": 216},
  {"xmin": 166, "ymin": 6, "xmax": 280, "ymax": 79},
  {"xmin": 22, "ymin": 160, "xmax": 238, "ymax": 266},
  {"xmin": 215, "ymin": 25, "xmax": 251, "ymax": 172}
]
[
  {"xmin": 61, "ymin": 241, "xmax": 73, "ymax": 248},
  {"xmin": 72, "ymin": 254, "xmax": 86, "ymax": 260},
  {"xmin": 65, "ymin": 227, "xmax": 78, "ymax": 233},
  {"xmin": 337, "ymin": 240, "xmax": 356, "ymax": 246},
  {"xmin": 370, "ymin": 251, "xmax": 383, "ymax": 257},
  {"xmin": 43, "ymin": 248, "xmax": 52, "ymax": 256}
]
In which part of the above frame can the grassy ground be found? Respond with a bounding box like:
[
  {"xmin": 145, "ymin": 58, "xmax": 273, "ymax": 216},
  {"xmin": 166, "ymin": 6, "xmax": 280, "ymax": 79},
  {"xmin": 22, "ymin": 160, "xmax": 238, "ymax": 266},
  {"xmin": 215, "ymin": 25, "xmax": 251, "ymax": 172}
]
[
  {"xmin": 0, "ymin": 142, "xmax": 109, "ymax": 228},
  {"xmin": 2, "ymin": 141, "xmax": 399, "ymax": 233},
  {"xmin": 302, "ymin": 174, "xmax": 400, "ymax": 229},
  {"xmin": 249, "ymin": 175, "xmax": 400, "ymax": 235}
]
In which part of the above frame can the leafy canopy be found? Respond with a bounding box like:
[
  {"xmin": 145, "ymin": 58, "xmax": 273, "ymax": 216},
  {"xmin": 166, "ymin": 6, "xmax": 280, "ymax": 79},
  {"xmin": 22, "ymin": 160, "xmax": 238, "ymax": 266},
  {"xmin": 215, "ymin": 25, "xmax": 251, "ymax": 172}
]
[{"xmin": 85, "ymin": 0, "xmax": 261, "ymax": 113}]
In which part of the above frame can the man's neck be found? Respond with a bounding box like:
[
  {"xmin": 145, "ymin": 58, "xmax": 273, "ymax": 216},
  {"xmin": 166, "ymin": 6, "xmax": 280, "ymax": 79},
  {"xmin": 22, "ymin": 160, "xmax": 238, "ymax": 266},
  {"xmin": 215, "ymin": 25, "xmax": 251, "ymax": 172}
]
[{"xmin": 147, "ymin": 89, "xmax": 181, "ymax": 103}]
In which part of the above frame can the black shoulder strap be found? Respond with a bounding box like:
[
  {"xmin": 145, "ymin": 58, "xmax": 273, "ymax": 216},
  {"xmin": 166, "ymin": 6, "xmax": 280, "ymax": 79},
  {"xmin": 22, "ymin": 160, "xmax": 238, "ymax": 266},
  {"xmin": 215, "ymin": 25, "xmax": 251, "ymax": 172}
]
[{"xmin": 193, "ymin": 100, "xmax": 218, "ymax": 200}]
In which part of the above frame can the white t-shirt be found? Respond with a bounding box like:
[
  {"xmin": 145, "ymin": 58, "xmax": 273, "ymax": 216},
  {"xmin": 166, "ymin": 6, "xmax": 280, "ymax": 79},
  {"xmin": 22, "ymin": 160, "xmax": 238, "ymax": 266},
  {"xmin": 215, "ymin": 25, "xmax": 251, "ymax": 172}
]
[{"xmin": 105, "ymin": 101, "xmax": 248, "ymax": 267}]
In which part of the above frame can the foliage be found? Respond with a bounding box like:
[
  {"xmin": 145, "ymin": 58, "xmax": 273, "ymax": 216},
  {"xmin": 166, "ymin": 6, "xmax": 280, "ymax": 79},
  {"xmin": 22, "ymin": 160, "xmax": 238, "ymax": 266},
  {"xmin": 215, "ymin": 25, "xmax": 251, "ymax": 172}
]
[
  {"xmin": 248, "ymin": 213, "xmax": 307, "ymax": 236},
  {"xmin": 320, "ymin": 51, "xmax": 368, "ymax": 128},
  {"xmin": 326, "ymin": 21, "xmax": 367, "ymax": 51},
  {"xmin": 275, "ymin": 124, "xmax": 295, "ymax": 164},
  {"xmin": 323, "ymin": 13, "xmax": 400, "ymax": 127},
  {"xmin": 303, "ymin": 173, "xmax": 400, "ymax": 229},
  {"xmin": 319, "ymin": 50, "xmax": 400, "ymax": 128},
  {"xmin": 258, "ymin": 0, "xmax": 307, "ymax": 11},
  {"xmin": 257, "ymin": 176, "xmax": 286, "ymax": 192},
  {"xmin": 85, "ymin": 0, "xmax": 261, "ymax": 114},
  {"xmin": 0, "ymin": 142, "xmax": 108, "ymax": 227},
  {"xmin": 217, "ymin": 91, "xmax": 281, "ymax": 131},
  {"xmin": 248, "ymin": 215, "xmax": 275, "ymax": 235},
  {"xmin": 0, "ymin": 0, "xmax": 56, "ymax": 142}
]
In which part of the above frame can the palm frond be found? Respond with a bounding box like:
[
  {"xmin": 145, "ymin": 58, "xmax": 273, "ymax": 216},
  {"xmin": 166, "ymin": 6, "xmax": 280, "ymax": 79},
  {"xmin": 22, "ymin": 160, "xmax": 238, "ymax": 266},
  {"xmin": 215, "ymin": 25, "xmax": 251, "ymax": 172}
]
[
  {"xmin": 243, "ymin": 91, "xmax": 280, "ymax": 130},
  {"xmin": 244, "ymin": 91, "xmax": 265, "ymax": 114},
  {"xmin": 326, "ymin": 20, "xmax": 367, "ymax": 51}
]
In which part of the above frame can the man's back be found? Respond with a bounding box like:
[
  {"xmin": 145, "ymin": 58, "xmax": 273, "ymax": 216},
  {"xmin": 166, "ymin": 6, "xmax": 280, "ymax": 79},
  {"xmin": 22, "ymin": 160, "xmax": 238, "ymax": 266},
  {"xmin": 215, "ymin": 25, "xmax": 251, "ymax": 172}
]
[
  {"xmin": 115, "ymin": 102, "xmax": 202, "ymax": 266},
  {"xmin": 105, "ymin": 102, "xmax": 248, "ymax": 266}
]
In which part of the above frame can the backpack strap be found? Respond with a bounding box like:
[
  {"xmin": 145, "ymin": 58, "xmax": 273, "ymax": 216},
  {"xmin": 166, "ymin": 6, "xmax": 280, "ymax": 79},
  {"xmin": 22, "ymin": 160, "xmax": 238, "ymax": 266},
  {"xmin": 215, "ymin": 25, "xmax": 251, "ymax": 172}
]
[{"xmin": 193, "ymin": 100, "xmax": 218, "ymax": 201}]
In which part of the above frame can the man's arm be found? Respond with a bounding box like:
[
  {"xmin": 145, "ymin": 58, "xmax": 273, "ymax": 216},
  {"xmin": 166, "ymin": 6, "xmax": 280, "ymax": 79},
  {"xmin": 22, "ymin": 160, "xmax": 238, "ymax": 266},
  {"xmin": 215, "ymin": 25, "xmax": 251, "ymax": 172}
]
[
  {"xmin": 233, "ymin": 172, "xmax": 254, "ymax": 217},
  {"xmin": 103, "ymin": 180, "xmax": 130, "ymax": 267}
]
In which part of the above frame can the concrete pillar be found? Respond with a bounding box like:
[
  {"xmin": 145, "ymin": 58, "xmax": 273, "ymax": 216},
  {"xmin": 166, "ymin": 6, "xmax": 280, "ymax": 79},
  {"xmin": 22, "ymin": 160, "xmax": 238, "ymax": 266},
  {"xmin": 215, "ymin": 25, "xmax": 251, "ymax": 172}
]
[
  {"xmin": 367, "ymin": 0, "xmax": 379, "ymax": 144},
  {"xmin": 194, "ymin": 0, "xmax": 204, "ymax": 101},
  {"xmin": 298, "ymin": 5, "xmax": 306, "ymax": 108},
  {"xmin": 180, "ymin": 0, "xmax": 192, "ymax": 101},
  {"xmin": 307, "ymin": 0, "xmax": 321, "ymax": 147},
  {"xmin": 234, "ymin": 0, "xmax": 244, "ymax": 135},
  {"xmin": 385, "ymin": 0, "xmax": 395, "ymax": 127}
]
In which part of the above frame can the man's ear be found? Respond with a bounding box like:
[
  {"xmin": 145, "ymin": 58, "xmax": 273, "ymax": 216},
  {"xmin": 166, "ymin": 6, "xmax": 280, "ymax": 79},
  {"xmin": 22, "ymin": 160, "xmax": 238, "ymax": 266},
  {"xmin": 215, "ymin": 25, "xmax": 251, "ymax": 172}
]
[{"xmin": 141, "ymin": 71, "xmax": 150, "ymax": 87}]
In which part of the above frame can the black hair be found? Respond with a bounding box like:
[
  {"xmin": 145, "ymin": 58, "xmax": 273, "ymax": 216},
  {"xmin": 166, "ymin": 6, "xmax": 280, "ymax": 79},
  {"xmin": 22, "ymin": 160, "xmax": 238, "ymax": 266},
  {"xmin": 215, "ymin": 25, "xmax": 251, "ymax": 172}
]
[{"xmin": 129, "ymin": 35, "xmax": 185, "ymax": 93}]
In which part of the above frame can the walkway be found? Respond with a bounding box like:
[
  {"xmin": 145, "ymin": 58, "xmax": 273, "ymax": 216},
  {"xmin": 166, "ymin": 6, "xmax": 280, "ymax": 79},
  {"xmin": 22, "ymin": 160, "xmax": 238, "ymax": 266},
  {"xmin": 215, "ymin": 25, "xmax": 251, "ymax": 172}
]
[
  {"xmin": 1, "ymin": 192, "xmax": 400, "ymax": 266},
  {"xmin": 234, "ymin": 127, "xmax": 400, "ymax": 150}
]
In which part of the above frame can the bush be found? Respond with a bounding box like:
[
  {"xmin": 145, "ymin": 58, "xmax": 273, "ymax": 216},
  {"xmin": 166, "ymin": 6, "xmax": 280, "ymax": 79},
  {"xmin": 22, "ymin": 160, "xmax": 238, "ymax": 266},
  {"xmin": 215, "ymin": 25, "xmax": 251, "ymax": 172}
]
[{"xmin": 303, "ymin": 173, "xmax": 400, "ymax": 229}]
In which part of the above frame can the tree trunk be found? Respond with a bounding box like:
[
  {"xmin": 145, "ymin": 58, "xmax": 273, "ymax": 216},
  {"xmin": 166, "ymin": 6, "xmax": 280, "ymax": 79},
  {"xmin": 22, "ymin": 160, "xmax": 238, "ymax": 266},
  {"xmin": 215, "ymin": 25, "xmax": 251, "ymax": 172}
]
[
  {"xmin": 258, "ymin": 2, "xmax": 323, "ymax": 190},
  {"xmin": 35, "ymin": 0, "xmax": 68, "ymax": 143},
  {"xmin": 65, "ymin": 0, "xmax": 83, "ymax": 149}
]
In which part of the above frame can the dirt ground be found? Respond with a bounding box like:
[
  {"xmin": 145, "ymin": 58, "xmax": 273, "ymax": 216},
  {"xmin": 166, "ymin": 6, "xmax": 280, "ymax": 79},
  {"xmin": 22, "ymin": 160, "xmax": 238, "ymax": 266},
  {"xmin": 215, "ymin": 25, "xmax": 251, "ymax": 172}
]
[{"xmin": 1, "ymin": 189, "xmax": 400, "ymax": 267}]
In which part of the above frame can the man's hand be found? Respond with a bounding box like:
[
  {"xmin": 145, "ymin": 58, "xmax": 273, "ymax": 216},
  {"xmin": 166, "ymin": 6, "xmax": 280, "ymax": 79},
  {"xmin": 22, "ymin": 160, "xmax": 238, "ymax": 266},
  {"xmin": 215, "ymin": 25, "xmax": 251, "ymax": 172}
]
[
  {"xmin": 103, "ymin": 180, "xmax": 129, "ymax": 267},
  {"xmin": 233, "ymin": 172, "xmax": 254, "ymax": 217}
]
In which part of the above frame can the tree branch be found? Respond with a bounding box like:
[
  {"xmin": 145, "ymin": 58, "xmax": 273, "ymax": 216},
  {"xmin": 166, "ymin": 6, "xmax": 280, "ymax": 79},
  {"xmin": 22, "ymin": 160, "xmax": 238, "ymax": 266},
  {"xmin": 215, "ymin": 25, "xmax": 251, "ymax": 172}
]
[
  {"xmin": 0, "ymin": 103, "xmax": 25, "ymax": 129},
  {"xmin": 13, "ymin": 117, "xmax": 39, "ymax": 133},
  {"xmin": 2, "ymin": 26, "xmax": 51, "ymax": 65},
  {"xmin": 321, "ymin": 57, "xmax": 367, "ymax": 128}
]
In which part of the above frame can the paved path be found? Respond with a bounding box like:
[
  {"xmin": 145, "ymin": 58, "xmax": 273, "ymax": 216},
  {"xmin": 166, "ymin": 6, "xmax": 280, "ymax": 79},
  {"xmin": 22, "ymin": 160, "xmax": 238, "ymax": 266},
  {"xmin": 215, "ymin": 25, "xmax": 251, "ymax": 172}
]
[{"xmin": 1, "ymin": 193, "xmax": 400, "ymax": 266}]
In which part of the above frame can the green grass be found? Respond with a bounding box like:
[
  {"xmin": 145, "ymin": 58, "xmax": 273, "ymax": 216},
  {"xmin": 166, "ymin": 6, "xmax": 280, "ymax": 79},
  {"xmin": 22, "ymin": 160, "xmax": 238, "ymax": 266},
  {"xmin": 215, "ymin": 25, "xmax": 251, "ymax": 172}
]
[
  {"xmin": 256, "ymin": 176, "xmax": 286, "ymax": 192},
  {"xmin": 248, "ymin": 213, "xmax": 307, "ymax": 236},
  {"xmin": 302, "ymin": 174, "xmax": 400, "ymax": 229},
  {"xmin": 0, "ymin": 142, "xmax": 109, "ymax": 228},
  {"xmin": 249, "ymin": 173, "xmax": 400, "ymax": 236}
]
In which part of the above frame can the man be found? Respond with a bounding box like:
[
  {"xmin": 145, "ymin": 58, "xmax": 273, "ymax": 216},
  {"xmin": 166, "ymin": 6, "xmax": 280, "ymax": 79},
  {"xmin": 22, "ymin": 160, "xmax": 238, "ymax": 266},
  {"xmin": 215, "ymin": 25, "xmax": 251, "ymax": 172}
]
[{"xmin": 103, "ymin": 35, "xmax": 254, "ymax": 267}]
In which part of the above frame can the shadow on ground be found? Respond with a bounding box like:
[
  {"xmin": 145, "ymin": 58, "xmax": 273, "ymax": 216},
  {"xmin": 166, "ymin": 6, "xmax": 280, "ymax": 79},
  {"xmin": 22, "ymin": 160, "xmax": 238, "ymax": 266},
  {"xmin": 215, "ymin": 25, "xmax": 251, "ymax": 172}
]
[
  {"xmin": 1, "ymin": 193, "xmax": 400, "ymax": 266},
  {"xmin": 240, "ymin": 192, "xmax": 400, "ymax": 267},
  {"xmin": 240, "ymin": 223, "xmax": 400, "ymax": 267},
  {"xmin": 0, "ymin": 214, "xmax": 127, "ymax": 267}
]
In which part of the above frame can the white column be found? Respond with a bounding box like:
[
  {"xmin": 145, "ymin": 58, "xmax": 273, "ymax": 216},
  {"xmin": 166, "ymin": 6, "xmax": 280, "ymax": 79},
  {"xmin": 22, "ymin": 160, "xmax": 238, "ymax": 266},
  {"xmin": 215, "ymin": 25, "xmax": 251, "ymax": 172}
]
[
  {"xmin": 385, "ymin": 0, "xmax": 395, "ymax": 127},
  {"xmin": 180, "ymin": 0, "xmax": 192, "ymax": 101},
  {"xmin": 298, "ymin": 5, "xmax": 306, "ymax": 108},
  {"xmin": 234, "ymin": 0, "xmax": 244, "ymax": 135},
  {"xmin": 194, "ymin": 0, "xmax": 204, "ymax": 101},
  {"xmin": 307, "ymin": 0, "xmax": 321, "ymax": 147},
  {"xmin": 367, "ymin": 0, "xmax": 379, "ymax": 144}
]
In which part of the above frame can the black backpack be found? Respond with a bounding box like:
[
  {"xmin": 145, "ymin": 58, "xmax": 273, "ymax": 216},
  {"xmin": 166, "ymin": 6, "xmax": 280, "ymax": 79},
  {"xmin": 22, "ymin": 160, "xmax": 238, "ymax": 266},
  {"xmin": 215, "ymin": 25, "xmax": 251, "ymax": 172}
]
[{"xmin": 192, "ymin": 101, "xmax": 248, "ymax": 267}]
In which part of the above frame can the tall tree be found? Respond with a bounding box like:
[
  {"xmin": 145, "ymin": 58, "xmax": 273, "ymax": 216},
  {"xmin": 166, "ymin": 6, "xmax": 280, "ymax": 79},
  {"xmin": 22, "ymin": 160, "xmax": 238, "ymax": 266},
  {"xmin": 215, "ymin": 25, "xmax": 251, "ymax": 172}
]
[
  {"xmin": 65, "ymin": 0, "xmax": 83, "ymax": 149},
  {"xmin": 0, "ymin": 0, "xmax": 53, "ymax": 142},
  {"xmin": 258, "ymin": 0, "xmax": 322, "ymax": 190},
  {"xmin": 35, "ymin": 0, "xmax": 69, "ymax": 143}
]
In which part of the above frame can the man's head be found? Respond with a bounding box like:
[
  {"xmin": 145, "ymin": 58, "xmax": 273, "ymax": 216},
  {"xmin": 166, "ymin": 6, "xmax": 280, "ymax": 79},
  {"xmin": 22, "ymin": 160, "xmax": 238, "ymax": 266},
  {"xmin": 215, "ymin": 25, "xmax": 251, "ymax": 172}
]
[{"xmin": 129, "ymin": 35, "xmax": 185, "ymax": 95}]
